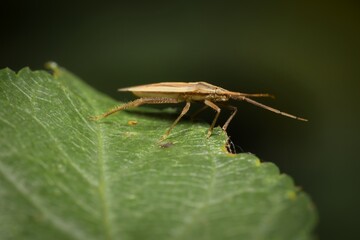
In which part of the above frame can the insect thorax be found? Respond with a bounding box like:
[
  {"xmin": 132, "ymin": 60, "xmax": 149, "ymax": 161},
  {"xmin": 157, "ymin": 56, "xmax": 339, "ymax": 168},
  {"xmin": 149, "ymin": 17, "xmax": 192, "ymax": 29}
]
[{"xmin": 205, "ymin": 94, "xmax": 229, "ymax": 102}]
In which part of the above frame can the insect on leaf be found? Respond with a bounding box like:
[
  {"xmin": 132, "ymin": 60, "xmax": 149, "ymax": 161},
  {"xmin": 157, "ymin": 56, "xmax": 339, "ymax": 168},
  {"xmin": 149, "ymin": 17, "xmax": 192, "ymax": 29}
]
[{"xmin": 0, "ymin": 66, "xmax": 317, "ymax": 240}]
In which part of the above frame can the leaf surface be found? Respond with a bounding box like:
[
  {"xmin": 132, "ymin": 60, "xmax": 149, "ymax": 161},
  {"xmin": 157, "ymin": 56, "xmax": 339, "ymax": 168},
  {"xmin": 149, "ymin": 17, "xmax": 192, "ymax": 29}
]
[{"xmin": 0, "ymin": 66, "xmax": 316, "ymax": 240}]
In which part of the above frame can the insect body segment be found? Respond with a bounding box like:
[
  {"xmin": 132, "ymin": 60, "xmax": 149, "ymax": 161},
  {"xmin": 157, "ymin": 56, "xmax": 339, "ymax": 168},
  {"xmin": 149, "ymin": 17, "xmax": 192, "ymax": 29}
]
[{"xmin": 92, "ymin": 82, "xmax": 307, "ymax": 141}]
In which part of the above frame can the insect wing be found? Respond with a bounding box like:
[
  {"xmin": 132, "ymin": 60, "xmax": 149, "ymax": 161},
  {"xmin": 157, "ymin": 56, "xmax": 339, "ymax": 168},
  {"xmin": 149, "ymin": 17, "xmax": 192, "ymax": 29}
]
[{"xmin": 118, "ymin": 82, "xmax": 219, "ymax": 94}]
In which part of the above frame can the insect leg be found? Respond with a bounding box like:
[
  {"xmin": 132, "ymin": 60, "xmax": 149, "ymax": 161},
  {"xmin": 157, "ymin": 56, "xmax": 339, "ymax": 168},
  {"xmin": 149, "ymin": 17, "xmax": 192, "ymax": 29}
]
[
  {"xmin": 91, "ymin": 97, "xmax": 181, "ymax": 121},
  {"xmin": 238, "ymin": 93, "xmax": 275, "ymax": 98},
  {"xmin": 160, "ymin": 101, "xmax": 191, "ymax": 141},
  {"xmin": 218, "ymin": 104, "xmax": 238, "ymax": 131},
  {"xmin": 204, "ymin": 100, "xmax": 221, "ymax": 138}
]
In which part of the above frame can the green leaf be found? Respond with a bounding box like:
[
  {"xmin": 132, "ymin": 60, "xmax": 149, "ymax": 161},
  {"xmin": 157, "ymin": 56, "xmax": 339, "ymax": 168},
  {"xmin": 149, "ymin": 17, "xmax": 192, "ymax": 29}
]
[{"xmin": 0, "ymin": 65, "xmax": 317, "ymax": 240}]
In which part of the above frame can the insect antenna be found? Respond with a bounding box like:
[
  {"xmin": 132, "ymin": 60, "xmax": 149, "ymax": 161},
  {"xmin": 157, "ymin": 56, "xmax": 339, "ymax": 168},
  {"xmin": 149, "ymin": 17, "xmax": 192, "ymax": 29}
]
[
  {"xmin": 231, "ymin": 95, "xmax": 307, "ymax": 121},
  {"xmin": 236, "ymin": 93, "xmax": 275, "ymax": 98}
]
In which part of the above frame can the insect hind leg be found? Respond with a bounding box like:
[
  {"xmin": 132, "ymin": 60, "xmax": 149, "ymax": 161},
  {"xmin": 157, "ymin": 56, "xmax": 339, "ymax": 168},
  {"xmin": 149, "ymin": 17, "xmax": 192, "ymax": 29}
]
[{"xmin": 90, "ymin": 97, "xmax": 181, "ymax": 121}]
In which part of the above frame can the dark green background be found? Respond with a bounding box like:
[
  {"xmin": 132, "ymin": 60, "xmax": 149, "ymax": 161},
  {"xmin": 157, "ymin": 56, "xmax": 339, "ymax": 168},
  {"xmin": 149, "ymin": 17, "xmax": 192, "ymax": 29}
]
[{"xmin": 2, "ymin": 1, "xmax": 359, "ymax": 239}]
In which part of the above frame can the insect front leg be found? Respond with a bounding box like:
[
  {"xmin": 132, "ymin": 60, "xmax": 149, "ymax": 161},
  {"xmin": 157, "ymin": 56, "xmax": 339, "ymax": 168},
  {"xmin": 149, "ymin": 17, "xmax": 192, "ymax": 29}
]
[{"xmin": 218, "ymin": 104, "xmax": 238, "ymax": 131}]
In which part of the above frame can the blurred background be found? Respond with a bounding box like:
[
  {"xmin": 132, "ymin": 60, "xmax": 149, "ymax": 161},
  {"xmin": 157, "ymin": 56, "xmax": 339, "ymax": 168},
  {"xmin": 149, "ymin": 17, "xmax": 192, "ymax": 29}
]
[{"xmin": 2, "ymin": 1, "xmax": 359, "ymax": 239}]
